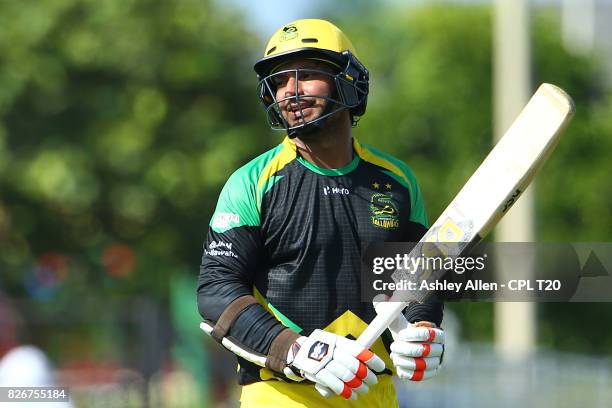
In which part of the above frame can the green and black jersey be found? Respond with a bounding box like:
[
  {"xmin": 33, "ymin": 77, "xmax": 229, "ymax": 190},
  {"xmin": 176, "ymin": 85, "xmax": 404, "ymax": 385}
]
[{"xmin": 197, "ymin": 137, "xmax": 443, "ymax": 385}]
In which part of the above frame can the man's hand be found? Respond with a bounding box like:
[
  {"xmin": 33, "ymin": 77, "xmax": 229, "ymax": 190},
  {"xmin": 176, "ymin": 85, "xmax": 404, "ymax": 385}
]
[
  {"xmin": 374, "ymin": 299, "xmax": 445, "ymax": 381},
  {"xmin": 286, "ymin": 329, "xmax": 385, "ymax": 400}
]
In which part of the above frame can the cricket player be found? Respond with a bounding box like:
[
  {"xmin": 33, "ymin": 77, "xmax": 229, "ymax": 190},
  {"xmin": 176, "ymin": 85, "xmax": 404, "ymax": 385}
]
[{"xmin": 197, "ymin": 19, "xmax": 445, "ymax": 407}]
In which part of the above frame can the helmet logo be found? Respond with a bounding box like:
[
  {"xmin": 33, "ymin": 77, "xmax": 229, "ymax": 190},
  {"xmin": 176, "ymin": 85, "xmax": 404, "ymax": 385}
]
[{"xmin": 280, "ymin": 25, "xmax": 298, "ymax": 42}]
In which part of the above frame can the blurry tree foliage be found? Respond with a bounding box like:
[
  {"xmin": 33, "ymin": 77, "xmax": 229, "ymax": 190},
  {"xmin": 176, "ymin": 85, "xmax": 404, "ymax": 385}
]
[{"xmin": 0, "ymin": 0, "xmax": 274, "ymax": 301}]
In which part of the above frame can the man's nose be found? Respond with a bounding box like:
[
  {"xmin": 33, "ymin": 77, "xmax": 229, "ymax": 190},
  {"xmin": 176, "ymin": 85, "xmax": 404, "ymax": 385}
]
[{"xmin": 284, "ymin": 74, "xmax": 302, "ymax": 96}]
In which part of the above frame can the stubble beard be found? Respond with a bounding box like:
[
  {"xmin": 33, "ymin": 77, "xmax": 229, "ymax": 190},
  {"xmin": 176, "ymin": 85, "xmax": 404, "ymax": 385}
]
[{"xmin": 290, "ymin": 100, "xmax": 344, "ymax": 143}]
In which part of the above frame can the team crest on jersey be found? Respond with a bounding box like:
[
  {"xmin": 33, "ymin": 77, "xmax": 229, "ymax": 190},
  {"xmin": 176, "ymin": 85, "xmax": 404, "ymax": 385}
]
[{"xmin": 370, "ymin": 193, "xmax": 399, "ymax": 229}]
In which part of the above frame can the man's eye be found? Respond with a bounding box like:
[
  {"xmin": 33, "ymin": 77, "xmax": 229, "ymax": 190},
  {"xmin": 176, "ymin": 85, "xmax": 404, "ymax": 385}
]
[{"xmin": 273, "ymin": 77, "xmax": 288, "ymax": 87}]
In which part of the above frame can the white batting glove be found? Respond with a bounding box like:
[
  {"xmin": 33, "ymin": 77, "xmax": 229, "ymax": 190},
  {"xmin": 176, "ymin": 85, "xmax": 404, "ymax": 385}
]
[
  {"xmin": 286, "ymin": 329, "xmax": 385, "ymax": 400},
  {"xmin": 373, "ymin": 298, "xmax": 445, "ymax": 381}
]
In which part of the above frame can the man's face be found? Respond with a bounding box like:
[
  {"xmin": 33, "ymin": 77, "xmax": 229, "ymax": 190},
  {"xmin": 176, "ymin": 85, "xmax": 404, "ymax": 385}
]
[{"xmin": 271, "ymin": 59, "xmax": 336, "ymax": 128}]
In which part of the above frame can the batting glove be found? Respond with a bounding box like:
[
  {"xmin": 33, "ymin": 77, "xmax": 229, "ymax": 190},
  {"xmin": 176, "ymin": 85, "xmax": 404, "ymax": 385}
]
[
  {"xmin": 374, "ymin": 299, "xmax": 445, "ymax": 381},
  {"xmin": 286, "ymin": 329, "xmax": 385, "ymax": 400}
]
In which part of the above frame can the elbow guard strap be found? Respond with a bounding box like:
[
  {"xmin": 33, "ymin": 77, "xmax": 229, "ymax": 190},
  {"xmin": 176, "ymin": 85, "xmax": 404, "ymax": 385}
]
[
  {"xmin": 200, "ymin": 294, "xmax": 301, "ymax": 375},
  {"xmin": 200, "ymin": 322, "xmax": 300, "ymax": 375},
  {"xmin": 210, "ymin": 295, "xmax": 259, "ymax": 342}
]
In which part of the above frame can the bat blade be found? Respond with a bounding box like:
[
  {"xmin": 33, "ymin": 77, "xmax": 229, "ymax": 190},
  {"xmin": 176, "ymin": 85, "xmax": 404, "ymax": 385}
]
[{"xmin": 358, "ymin": 83, "xmax": 575, "ymax": 348}]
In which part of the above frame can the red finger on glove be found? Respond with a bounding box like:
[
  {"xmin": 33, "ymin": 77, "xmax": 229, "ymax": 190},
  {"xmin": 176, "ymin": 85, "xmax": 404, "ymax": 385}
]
[
  {"xmin": 396, "ymin": 367, "xmax": 438, "ymax": 382},
  {"xmin": 355, "ymin": 362, "xmax": 368, "ymax": 380}
]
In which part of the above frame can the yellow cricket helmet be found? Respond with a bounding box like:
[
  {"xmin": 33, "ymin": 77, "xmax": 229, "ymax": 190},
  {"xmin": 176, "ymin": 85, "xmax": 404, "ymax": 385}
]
[
  {"xmin": 254, "ymin": 19, "xmax": 360, "ymax": 78},
  {"xmin": 254, "ymin": 19, "xmax": 370, "ymax": 135}
]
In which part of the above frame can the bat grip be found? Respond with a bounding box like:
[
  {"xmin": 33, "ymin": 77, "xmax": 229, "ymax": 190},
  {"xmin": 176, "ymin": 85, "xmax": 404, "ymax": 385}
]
[{"xmin": 357, "ymin": 301, "xmax": 409, "ymax": 348}]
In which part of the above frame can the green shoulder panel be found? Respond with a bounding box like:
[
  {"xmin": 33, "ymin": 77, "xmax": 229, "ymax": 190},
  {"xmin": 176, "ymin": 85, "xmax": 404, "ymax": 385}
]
[
  {"xmin": 355, "ymin": 140, "xmax": 429, "ymax": 228},
  {"xmin": 210, "ymin": 140, "xmax": 296, "ymax": 233}
]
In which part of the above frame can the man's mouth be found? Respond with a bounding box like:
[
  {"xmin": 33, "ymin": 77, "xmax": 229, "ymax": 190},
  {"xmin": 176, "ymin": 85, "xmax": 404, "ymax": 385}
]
[
  {"xmin": 292, "ymin": 108, "xmax": 309, "ymax": 119},
  {"xmin": 286, "ymin": 101, "xmax": 315, "ymax": 120},
  {"xmin": 288, "ymin": 101, "xmax": 313, "ymax": 113}
]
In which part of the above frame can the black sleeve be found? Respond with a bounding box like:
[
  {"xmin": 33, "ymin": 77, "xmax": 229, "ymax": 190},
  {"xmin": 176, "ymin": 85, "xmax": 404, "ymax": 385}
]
[
  {"xmin": 404, "ymin": 297, "xmax": 444, "ymax": 327},
  {"xmin": 198, "ymin": 226, "xmax": 287, "ymax": 355},
  {"xmin": 197, "ymin": 172, "xmax": 290, "ymax": 358}
]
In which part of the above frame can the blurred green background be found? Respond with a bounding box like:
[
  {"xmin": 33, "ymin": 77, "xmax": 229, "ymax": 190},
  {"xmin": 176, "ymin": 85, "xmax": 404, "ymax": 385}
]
[{"xmin": 0, "ymin": 0, "xmax": 611, "ymax": 407}]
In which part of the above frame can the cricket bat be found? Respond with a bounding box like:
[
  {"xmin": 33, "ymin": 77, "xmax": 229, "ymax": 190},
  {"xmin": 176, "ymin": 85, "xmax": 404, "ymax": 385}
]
[{"xmin": 358, "ymin": 83, "xmax": 575, "ymax": 348}]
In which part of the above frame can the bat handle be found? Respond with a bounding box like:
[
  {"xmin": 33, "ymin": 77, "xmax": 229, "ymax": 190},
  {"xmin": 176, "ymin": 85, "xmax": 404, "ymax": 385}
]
[{"xmin": 357, "ymin": 301, "xmax": 409, "ymax": 348}]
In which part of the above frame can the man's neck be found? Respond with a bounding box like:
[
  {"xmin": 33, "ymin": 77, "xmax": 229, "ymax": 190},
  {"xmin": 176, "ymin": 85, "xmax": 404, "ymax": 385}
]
[{"xmin": 293, "ymin": 117, "xmax": 354, "ymax": 169}]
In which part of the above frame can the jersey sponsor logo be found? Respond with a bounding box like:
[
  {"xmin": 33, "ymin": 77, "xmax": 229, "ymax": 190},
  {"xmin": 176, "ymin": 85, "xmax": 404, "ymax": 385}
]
[
  {"xmin": 308, "ymin": 341, "xmax": 329, "ymax": 361},
  {"xmin": 212, "ymin": 212, "xmax": 240, "ymax": 230},
  {"xmin": 370, "ymin": 192, "xmax": 400, "ymax": 229},
  {"xmin": 323, "ymin": 186, "xmax": 350, "ymax": 196},
  {"xmin": 205, "ymin": 241, "xmax": 238, "ymax": 258}
]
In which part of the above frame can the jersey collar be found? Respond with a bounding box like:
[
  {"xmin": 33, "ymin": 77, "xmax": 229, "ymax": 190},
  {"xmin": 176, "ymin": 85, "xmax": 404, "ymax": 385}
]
[{"xmin": 283, "ymin": 136, "xmax": 361, "ymax": 176}]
